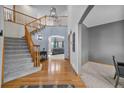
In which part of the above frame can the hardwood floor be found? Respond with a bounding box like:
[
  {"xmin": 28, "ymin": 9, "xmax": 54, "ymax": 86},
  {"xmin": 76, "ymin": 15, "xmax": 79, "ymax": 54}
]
[{"xmin": 2, "ymin": 58, "xmax": 86, "ymax": 88}]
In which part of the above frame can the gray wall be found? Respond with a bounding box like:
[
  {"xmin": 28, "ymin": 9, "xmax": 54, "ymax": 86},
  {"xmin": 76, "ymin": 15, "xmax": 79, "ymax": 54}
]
[
  {"xmin": 78, "ymin": 24, "xmax": 89, "ymax": 73},
  {"xmin": 68, "ymin": 5, "xmax": 88, "ymax": 73},
  {"xmin": 4, "ymin": 22, "xmax": 24, "ymax": 38},
  {"xmin": 81, "ymin": 24, "xmax": 89, "ymax": 65},
  {"xmin": 88, "ymin": 20, "xmax": 124, "ymax": 64}
]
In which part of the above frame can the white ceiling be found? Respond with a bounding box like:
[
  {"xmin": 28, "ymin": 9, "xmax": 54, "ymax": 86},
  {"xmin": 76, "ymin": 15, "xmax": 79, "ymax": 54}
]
[
  {"xmin": 83, "ymin": 5, "xmax": 124, "ymax": 28},
  {"xmin": 32, "ymin": 5, "xmax": 67, "ymax": 17}
]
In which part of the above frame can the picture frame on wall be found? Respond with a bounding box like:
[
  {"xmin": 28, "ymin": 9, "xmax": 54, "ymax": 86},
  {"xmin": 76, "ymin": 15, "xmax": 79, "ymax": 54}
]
[
  {"xmin": 72, "ymin": 32, "xmax": 75, "ymax": 52},
  {"xmin": 0, "ymin": 29, "xmax": 3, "ymax": 36}
]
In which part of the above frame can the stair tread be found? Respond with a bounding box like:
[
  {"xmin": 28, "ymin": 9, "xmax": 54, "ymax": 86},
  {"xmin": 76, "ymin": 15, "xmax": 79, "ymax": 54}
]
[
  {"xmin": 5, "ymin": 52, "xmax": 30, "ymax": 55},
  {"xmin": 5, "ymin": 56, "xmax": 31, "ymax": 60},
  {"xmin": 5, "ymin": 41, "xmax": 26, "ymax": 43},
  {"xmin": 5, "ymin": 48, "xmax": 28, "ymax": 50},
  {"xmin": 5, "ymin": 37, "xmax": 25, "ymax": 39},
  {"xmin": 5, "ymin": 40, "xmax": 26, "ymax": 43},
  {"xmin": 5, "ymin": 53, "xmax": 31, "ymax": 56},
  {"xmin": 5, "ymin": 47, "xmax": 28, "ymax": 49},
  {"xmin": 5, "ymin": 42, "xmax": 27, "ymax": 44},
  {"xmin": 5, "ymin": 49, "xmax": 29, "ymax": 51},
  {"xmin": 5, "ymin": 38, "xmax": 25, "ymax": 40},
  {"xmin": 5, "ymin": 44, "xmax": 27, "ymax": 47},
  {"xmin": 5, "ymin": 58, "xmax": 32, "ymax": 62},
  {"xmin": 5, "ymin": 60, "xmax": 32, "ymax": 64},
  {"xmin": 5, "ymin": 46, "xmax": 28, "ymax": 48}
]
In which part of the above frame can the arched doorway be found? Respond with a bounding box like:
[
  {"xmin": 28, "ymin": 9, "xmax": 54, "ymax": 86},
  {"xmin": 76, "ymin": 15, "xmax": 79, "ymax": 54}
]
[{"xmin": 48, "ymin": 35, "xmax": 64, "ymax": 59}]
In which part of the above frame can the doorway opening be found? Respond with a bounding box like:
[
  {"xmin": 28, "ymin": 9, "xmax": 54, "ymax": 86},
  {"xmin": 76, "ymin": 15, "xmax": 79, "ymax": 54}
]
[{"xmin": 48, "ymin": 35, "xmax": 65, "ymax": 60}]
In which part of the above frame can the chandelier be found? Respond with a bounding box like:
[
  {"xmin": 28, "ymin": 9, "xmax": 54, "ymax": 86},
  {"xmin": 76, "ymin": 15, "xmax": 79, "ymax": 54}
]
[{"xmin": 50, "ymin": 7, "xmax": 57, "ymax": 17}]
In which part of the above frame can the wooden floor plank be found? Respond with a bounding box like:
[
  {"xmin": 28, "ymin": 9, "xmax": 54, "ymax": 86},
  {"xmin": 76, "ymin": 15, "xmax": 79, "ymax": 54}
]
[{"xmin": 2, "ymin": 58, "xmax": 86, "ymax": 88}]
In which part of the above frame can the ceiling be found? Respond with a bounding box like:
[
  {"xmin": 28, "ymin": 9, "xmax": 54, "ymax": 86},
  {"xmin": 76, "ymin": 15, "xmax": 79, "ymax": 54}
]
[
  {"xmin": 32, "ymin": 5, "xmax": 67, "ymax": 17},
  {"xmin": 83, "ymin": 5, "xmax": 124, "ymax": 28}
]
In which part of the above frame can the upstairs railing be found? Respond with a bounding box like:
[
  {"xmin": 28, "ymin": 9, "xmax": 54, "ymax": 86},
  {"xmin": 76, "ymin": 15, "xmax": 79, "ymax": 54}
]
[
  {"xmin": 26, "ymin": 15, "xmax": 68, "ymax": 33},
  {"xmin": 4, "ymin": 7, "xmax": 37, "ymax": 25},
  {"xmin": 40, "ymin": 16, "xmax": 67, "ymax": 26},
  {"xmin": 26, "ymin": 16, "xmax": 45, "ymax": 34}
]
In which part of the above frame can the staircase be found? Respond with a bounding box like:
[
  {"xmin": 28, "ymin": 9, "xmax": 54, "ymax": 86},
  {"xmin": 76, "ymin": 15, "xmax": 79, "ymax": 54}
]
[{"xmin": 4, "ymin": 37, "xmax": 41, "ymax": 83}]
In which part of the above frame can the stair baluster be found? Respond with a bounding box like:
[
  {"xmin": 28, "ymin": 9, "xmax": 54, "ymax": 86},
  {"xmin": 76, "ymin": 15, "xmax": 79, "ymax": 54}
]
[{"xmin": 25, "ymin": 26, "xmax": 40, "ymax": 67}]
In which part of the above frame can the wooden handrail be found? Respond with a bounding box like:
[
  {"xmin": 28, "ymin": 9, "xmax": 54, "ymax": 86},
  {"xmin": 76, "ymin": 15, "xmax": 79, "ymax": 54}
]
[{"xmin": 25, "ymin": 26, "xmax": 40, "ymax": 67}]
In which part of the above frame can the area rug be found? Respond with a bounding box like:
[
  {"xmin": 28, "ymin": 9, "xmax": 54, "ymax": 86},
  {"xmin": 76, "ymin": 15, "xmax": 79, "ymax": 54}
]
[
  {"xmin": 80, "ymin": 62, "xmax": 124, "ymax": 88},
  {"xmin": 20, "ymin": 84, "xmax": 75, "ymax": 88}
]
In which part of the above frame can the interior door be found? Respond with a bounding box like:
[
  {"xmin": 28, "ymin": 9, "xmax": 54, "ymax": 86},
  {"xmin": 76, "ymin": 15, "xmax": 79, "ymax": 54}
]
[
  {"xmin": 0, "ymin": 5, "xmax": 4, "ymax": 86},
  {"xmin": 68, "ymin": 31, "xmax": 72, "ymax": 60}
]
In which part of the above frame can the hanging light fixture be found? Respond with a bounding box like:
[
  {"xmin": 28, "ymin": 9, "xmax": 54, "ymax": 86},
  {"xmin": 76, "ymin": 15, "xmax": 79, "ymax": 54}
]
[
  {"xmin": 49, "ymin": 7, "xmax": 58, "ymax": 25},
  {"xmin": 50, "ymin": 7, "xmax": 57, "ymax": 17}
]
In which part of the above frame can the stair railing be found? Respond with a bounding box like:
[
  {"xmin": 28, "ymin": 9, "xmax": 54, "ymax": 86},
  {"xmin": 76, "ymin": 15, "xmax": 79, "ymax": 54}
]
[
  {"xmin": 25, "ymin": 16, "xmax": 46, "ymax": 67},
  {"xmin": 26, "ymin": 15, "xmax": 68, "ymax": 33},
  {"xmin": 25, "ymin": 26, "xmax": 40, "ymax": 67}
]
